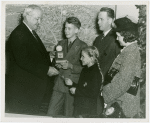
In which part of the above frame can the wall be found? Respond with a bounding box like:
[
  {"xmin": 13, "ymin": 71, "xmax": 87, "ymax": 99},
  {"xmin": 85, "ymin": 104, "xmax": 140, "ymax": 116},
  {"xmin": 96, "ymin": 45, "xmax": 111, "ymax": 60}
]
[
  {"xmin": 116, "ymin": 5, "xmax": 139, "ymax": 23},
  {"xmin": 6, "ymin": 5, "xmax": 139, "ymax": 51},
  {"xmin": 6, "ymin": 4, "xmax": 115, "ymax": 51}
]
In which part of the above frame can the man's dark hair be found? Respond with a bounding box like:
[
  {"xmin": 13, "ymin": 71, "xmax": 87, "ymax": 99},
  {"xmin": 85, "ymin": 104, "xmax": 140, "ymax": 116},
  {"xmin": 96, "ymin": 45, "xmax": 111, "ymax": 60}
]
[
  {"xmin": 100, "ymin": 7, "xmax": 114, "ymax": 19},
  {"xmin": 65, "ymin": 17, "xmax": 81, "ymax": 29}
]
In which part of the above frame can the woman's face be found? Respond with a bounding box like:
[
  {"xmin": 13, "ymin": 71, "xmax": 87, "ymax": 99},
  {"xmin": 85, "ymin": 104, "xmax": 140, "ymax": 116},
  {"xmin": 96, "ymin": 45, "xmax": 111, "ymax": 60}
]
[
  {"xmin": 116, "ymin": 32, "xmax": 127, "ymax": 47},
  {"xmin": 80, "ymin": 51, "xmax": 92, "ymax": 66}
]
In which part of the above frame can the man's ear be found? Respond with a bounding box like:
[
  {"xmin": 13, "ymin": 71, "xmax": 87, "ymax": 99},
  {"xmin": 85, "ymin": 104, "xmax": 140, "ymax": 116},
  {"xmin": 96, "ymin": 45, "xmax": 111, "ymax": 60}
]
[
  {"xmin": 108, "ymin": 18, "xmax": 113, "ymax": 25},
  {"xmin": 111, "ymin": 20, "xmax": 116, "ymax": 28},
  {"xmin": 26, "ymin": 14, "xmax": 30, "ymax": 22}
]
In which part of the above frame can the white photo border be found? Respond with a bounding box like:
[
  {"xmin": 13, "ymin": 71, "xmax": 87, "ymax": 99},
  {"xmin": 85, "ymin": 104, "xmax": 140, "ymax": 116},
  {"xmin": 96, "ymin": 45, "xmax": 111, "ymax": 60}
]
[{"xmin": 1, "ymin": 1, "xmax": 149, "ymax": 123}]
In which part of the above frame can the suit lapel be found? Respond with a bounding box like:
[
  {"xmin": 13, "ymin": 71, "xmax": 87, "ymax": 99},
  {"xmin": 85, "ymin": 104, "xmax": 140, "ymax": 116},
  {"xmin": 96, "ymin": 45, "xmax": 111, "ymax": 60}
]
[
  {"xmin": 22, "ymin": 23, "xmax": 47, "ymax": 55},
  {"xmin": 65, "ymin": 38, "xmax": 80, "ymax": 60},
  {"xmin": 21, "ymin": 23, "xmax": 51, "ymax": 64},
  {"xmin": 99, "ymin": 30, "xmax": 115, "ymax": 56},
  {"xmin": 34, "ymin": 33, "xmax": 48, "ymax": 55}
]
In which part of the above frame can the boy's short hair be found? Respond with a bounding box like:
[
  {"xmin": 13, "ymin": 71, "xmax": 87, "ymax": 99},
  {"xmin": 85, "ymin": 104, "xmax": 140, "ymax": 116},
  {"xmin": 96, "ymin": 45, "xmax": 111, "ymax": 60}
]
[{"xmin": 65, "ymin": 17, "xmax": 81, "ymax": 29}]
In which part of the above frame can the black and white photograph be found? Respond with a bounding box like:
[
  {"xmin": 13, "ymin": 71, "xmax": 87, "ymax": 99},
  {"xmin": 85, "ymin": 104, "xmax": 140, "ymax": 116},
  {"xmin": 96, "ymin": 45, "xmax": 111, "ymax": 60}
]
[{"xmin": 1, "ymin": 1, "xmax": 149, "ymax": 122}]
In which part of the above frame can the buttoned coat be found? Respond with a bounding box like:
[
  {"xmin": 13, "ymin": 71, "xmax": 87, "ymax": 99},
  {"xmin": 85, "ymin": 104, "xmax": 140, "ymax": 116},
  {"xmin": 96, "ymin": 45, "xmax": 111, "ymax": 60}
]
[
  {"xmin": 73, "ymin": 64, "xmax": 104, "ymax": 116},
  {"xmin": 102, "ymin": 42, "xmax": 141, "ymax": 117},
  {"xmin": 53, "ymin": 38, "xmax": 87, "ymax": 93},
  {"xmin": 5, "ymin": 23, "xmax": 52, "ymax": 114},
  {"xmin": 93, "ymin": 30, "xmax": 121, "ymax": 79}
]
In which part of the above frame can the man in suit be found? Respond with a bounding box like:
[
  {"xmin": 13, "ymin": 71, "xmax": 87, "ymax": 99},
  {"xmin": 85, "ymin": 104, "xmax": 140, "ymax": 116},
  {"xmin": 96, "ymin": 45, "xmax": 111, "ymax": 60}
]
[
  {"xmin": 47, "ymin": 17, "xmax": 87, "ymax": 117},
  {"xmin": 93, "ymin": 7, "xmax": 121, "ymax": 82},
  {"xmin": 5, "ymin": 5, "xmax": 59, "ymax": 115}
]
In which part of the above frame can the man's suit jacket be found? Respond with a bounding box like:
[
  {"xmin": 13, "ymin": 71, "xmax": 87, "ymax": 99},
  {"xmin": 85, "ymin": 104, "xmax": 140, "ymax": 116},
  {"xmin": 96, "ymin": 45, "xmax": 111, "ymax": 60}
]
[
  {"xmin": 93, "ymin": 30, "xmax": 121, "ymax": 78},
  {"xmin": 102, "ymin": 42, "xmax": 141, "ymax": 117},
  {"xmin": 5, "ymin": 23, "xmax": 52, "ymax": 114},
  {"xmin": 53, "ymin": 37, "xmax": 87, "ymax": 93}
]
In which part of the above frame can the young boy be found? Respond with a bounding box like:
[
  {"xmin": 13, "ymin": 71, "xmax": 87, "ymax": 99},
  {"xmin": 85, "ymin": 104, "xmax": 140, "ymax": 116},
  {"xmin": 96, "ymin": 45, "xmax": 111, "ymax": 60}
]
[{"xmin": 47, "ymin": 17, "xmax": 87, "ymax": 117}]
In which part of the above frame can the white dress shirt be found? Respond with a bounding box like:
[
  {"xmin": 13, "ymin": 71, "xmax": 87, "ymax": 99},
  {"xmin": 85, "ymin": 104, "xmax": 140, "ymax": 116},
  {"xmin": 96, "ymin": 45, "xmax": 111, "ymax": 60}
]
[{"xmin": 103, "ymin": 28, "xmax": 112, "ymax": 37}]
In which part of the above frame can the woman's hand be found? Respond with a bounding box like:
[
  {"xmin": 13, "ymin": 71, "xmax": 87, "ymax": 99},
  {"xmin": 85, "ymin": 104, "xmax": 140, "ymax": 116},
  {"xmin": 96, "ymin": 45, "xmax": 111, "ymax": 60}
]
[
  {"xmin": 70, "ymin": 87, "xmax": 76, "ymax": 94},
  {"xmin": 65, "ymin": 78, "xmax": 73, "ymax": 86}
]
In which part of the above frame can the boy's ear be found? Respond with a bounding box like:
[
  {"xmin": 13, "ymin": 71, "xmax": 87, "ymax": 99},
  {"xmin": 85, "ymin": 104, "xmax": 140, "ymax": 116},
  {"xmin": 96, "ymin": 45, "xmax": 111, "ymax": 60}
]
[{"xmin": 75, "ymin": 27, "xmax": 79, "ymax": 34}]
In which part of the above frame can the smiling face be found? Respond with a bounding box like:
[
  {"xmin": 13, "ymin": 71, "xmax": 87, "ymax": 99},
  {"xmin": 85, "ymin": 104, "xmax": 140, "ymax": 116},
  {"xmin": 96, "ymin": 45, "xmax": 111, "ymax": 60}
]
[
  {"xmin": 26, "ymin": 9, "xmax": 43, "ymax": 30},
  {"xmin": 80, "ymin": 51, "xmax": 92, "ymax": 66},
  {"xmin": 98, "ymin": 11, "xmax": 112, "ymax": 32},
  {"xmin": 116, "ymin": 32, "xmax": 127, "ymax": 47},
  {"xmin": 65, "ymin": 22, "xmax": 78, "ymax": 40}
]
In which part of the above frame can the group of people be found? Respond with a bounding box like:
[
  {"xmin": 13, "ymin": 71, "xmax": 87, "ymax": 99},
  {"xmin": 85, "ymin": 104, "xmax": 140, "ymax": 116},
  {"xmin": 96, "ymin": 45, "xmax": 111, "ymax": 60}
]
[{"xmin": 5, "ymin": 4, "xmax": 141, "ymax": 118}]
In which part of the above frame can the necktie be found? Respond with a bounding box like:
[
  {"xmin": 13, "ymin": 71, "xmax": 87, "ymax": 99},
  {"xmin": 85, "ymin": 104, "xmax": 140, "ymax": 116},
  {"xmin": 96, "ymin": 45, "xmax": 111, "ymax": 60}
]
[
  {"xmin": 101, "ymin": 33, "xmax": 105, "ymax": 40},
  {"xmin": 32, "ymin": 30, "xmax": 39, "ymax": 42},
  {"xmin": 32, "ymin": 30, "xmax": 47, "ymax": 54},
  {"xmin": 68, "ymin": 41, "xmax": 72, "ymax": 51}
]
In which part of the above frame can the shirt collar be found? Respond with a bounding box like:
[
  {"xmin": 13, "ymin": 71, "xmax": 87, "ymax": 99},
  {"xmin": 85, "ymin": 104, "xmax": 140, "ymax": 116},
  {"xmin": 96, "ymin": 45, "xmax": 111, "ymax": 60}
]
[
  {"xmin": 103, "ymin": 28, "xmax": 112, "ymax": 37},
  {"xmin": 68, "ymin": 37, "xmax": 78, "ymax": 44},
  {"xmin": 23, "ymin": 21, "xmax": 33, "ymax": 33}
]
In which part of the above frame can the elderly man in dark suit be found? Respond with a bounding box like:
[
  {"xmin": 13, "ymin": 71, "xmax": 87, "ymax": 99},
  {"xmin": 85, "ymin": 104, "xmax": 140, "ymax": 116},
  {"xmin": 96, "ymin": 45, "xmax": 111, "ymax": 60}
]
[
  {"xmin": 93, "ymin": 7, "xmax": 121, "ymax": 82},
  {"xmin": 5, "ymin": 5, "xmax": 59, "ymax": 115},
  {"xmin": 47, "ymin": 17, "xmax": 87, "ymax": 117}
]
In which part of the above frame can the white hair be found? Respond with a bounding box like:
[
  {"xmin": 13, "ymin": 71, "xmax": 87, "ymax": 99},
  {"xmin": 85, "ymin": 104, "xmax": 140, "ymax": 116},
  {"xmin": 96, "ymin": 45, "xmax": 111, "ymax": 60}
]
[{"xmin": 23, "ymin": 5, "xmax": 42, "ymax": 19}]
